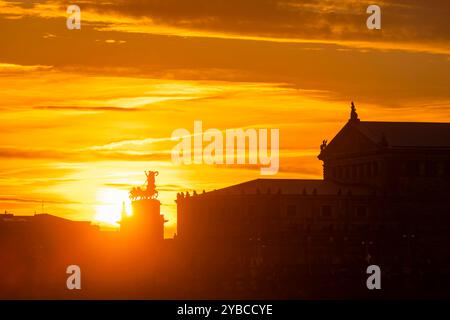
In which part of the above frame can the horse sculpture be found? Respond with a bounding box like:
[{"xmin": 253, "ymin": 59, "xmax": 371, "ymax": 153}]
[{"xmin": 129, "ymin": 171, "xmax": 159, "ymax": 200}]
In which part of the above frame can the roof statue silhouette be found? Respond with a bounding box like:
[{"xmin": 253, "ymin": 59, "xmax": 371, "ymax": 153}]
[
  {"xmin": 129, "ymin": 171, "xmax": 159, "ymax": 200},
  {"xmin": 320, "ymin": 139, "xmax": 328, "ymax": 152},
  {"xmin": 350, "ymin": 101, "xmax": 359, "ymax": 122}
]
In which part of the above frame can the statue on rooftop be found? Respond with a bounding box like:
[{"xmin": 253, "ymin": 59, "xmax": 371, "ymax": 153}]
[
  {"xmin": 129, "ymin": 171, "xmax": 159, "ymax": 200},
  {"xmin": 320, "ymin": 139, "xmax": 328, "ymax": 152},
  {"xmin": 350, "ymin": 101, "xmax": 359, "ymax": 122}
]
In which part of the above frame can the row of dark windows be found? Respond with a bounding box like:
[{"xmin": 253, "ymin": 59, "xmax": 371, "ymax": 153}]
[
  {"xmin": 286, "ymin": 204, "xmax": 367, "ymax": 218},
  {"xmin": 329, "ymin": 160, "xmax": 450, "ymax": 180},
  {"xmin": 400, "ymin": 161, "xmax": 447, "ymax": 178},
  {"xmin": 330, "ymin": 162, "xmax": 379, "ymax": 181},
  {"xmin": 200, "ymin": 204, "xmax": 369, "ymax": 220}
]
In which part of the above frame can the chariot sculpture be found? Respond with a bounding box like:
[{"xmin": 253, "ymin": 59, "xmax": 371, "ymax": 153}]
[{"xmin": 129, "ymin": 171, "xmax": 159, "ymax": 200}]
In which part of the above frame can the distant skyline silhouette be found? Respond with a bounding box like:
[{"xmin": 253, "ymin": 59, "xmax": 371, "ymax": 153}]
[
  {"xmin": 0, "ymin": 0, "xmax": 449, "ymax": 300},
  {"xmin": 1, "ymin": 105, "xmax": 450, "ymax": 299},
  {"xmin": 1, "ymin": 1, "xmax": 449, "ymax": 236}
]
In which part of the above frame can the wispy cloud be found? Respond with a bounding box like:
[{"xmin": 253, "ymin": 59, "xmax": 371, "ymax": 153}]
[
  {"xmin": 0, "ymin": 63, "xmax": 52, "ymax": 72},
  {"xmin": 2, "ymin": 0, "xmax": 447, "ymax": 54},
  {"xmin": 0, "ymin": 0, "xmax": 447, "ymax": 55},
  {"xmin": 0, "ymin": 146, "xmax": 172, "ymax": 162},
  {"xmin": 34, "ymin": 106, "xmax": 140, "ymax": 112}
]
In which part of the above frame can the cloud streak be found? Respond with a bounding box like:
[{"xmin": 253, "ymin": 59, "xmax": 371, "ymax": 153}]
[
  {"xmin": 0, "ymin": 146, "xmax": 172, "ymax": 162},
  {"xmin": 6, "ymin": 0, "xmax": 445, "ymax": 53},
  {"xmin": 34, "ymin": 106, "xmax": 140, "ymax": 112},
  {"xmin": 1, "ymin": 0, "xmax": 449, "ymax": 53}
]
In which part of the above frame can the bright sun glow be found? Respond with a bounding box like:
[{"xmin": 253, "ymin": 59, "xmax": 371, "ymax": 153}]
[{"xmin": 94, "ymin": 188, "xmax": 131, "ymax": 226}]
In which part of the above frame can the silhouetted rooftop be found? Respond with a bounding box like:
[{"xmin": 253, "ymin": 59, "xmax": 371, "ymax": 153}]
[
  {"xmin": 356, "ymin": 121, "xmax": 450, "ymax": 148},
  {"xmin": 203, "ymin": 179, "xmax": 373, "ymax": 196}
]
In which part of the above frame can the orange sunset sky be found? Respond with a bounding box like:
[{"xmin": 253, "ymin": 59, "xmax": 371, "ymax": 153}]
[{"xmin": 0, "ymin": 0, "xmax": 449, "ymax": 237}]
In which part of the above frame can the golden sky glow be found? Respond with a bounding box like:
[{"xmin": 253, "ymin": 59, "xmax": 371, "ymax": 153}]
[{"xmin": 0, "ymin": 0, "xmax": 449, "ymax": 236}]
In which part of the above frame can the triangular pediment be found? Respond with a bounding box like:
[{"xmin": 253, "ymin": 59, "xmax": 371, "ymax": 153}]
[{"xmin": 319, "ymin": 121, "xmax": 380, "ymax": 160}]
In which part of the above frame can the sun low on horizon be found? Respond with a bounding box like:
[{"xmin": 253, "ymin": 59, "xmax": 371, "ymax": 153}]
[
  {"xmin": 94, "ymin": 187, "xmax": 131, "ymax": 227},
  {"xmin": 0, "ymin": 0, "xmax": 449, "ymax": 238}
]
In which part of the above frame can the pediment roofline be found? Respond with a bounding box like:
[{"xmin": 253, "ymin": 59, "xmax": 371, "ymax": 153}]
[{"xmin": 318, "ymin": 102, "xmax": 450, "ymax": 160}]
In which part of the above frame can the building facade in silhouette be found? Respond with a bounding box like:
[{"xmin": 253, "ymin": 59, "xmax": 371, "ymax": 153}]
[
  {"xmin": 319, "ymin": 102, "xmax": 450, "ymax": 195},
  {"xmin": 175, "ymin": 103, "xmax": 450, "ymax": 298},
  {"xmin": 177, "ymin": 104, "xmax": 450, "ymax": 243},
  {"xmin": 1, "ymin": 103, "xmax": 450, "ymax": 299},
  {"xmin": 0, "ymin": 213, "xmax": 99, "ymax": 298}
]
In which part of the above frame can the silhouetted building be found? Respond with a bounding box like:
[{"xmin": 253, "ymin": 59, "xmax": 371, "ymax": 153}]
[
  {"xmin": 0, "ymin": 213, "xmax": 97, "ymax": 240},
  {"xmin": 175, "ymin": 103, "xmax": 450, "ymax": 298},
  {"xmin": 0, "ymin": 213, "xmax": 99, "ymax": 299},
  {"xmin": 177, "ymin": 105, "xmax": 450, "ymax": 243},
  {"xmin": 2, "ymin": 103, "xmax": 450, "ymax": 299},
  {"xmin": 319, "ymin": 102, "xmax": 450, "ymax": 195}
]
